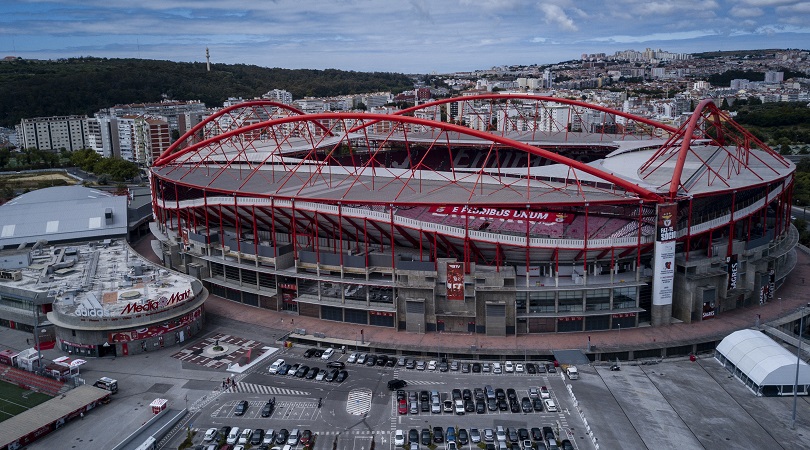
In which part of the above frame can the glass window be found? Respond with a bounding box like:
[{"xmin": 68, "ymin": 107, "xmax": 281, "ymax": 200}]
[
  {"xmin": 613, "ymin": 287, "xmax": 637, "ymax": 309},
  {"xmin": 528, "ymin": 291, "xmax": 555, "ymax": 313},
  {"xmin": 586, "ymin": 289, "xmax": 611, "ymax": 311},
  {"xmin": 515, "ymin": 292, "xmax": 527, "ymax": 313},
  {"xmin": 369, "ymin": 287, "xmax": 393, "ymax": 304},
  {"xmin": 558, "ymin": 290, "xmax": 583, "ymax": 312},
  {"xmin": 344, "ymin": 283, "xmax": 368, "ymax": 302}
]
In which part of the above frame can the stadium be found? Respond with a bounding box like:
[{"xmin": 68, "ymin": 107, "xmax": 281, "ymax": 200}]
[{"xmin": 148, "ymin": 94, "xmax": 796, "ymax": 336}]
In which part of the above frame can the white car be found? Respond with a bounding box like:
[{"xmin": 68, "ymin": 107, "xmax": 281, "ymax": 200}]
[
  {"xmin": 515, "ymin": 363, "xmax": 524, "ymax": 373},
  {"xmin": 470, "ymin": 428, "xmax": 481, "ymax": 443},
  {"xmin": 540, "ymin": 386, "xmax": 551, "ymax": 399},
  {"xmin": 226, "ymin": 427, "xmax": 240, "ymax": 445},
  {"xmin": 203, "ymin": 428, "xmax": 218, "ymax": 442},
  {"xmin": 347, "ymin": 352, "xmax": 358, "ymax": 363},
  {"xmin": 321, "ymin": 348, "xmax": 335, "ymax": 360},
  {"xmin": 454, "ymin": 399, "xmax": 465, "ymax": 415},
  {"xmin": 316, "ymin": 370, "xmax": 327, "ymax": 381},
  {"xmin": 394, "ymin": 430, "xmax": 406, "ymax": 446},
  {"xmin": 238, "ymin": 428, "xmax": 252, "ymax": 445},
  {"xmin": 268, "ymin": 358, "xmax": 285, "ymax": 374},
  {"xmin": 504, "ymin": 361, "xmax": 514, "ymax": 372},
  {"xmin": 493, "ymin": 362, "xmax": 502, "ymax": 374},
  {"xmin": 544, "ymin": 399, "xmax": 558, "ymax": 412},
  {"xmin": 262, "ymin": 429, "xmax": 276, "ymax": 445},
  {"xmin": 428, "ymin": 360, "xmax": 437, "ymax": 370}
]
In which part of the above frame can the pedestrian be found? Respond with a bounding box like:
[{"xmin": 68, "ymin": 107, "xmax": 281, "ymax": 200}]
[
  {"xmin": 222, "ymin": 380, "xmax": 226, "ymax": 389},
  {"xmin": 291, "ymin": 318, "xmax": 294, "ymax": 325},
  {"xmin": 80, "ymin": 412, "xmax": 84, "ymax": 420}
]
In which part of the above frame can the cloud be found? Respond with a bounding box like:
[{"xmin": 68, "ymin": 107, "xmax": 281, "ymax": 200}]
[
  {"xmin": 729, "ymin": 6, "xmax": 764, "ymax": 17},
  {"xmin": 537, "ymin": 4, "xmax": 578, "ymax": 31}
]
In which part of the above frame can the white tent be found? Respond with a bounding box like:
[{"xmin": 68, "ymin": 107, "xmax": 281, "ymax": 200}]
[{"xmin": 715, "ymin": 329, "xmax": 810, "ymax": 396}]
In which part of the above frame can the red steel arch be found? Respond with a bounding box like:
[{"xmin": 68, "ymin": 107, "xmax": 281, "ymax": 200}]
[
  {"xmin": 154, "ymin": 100, "xmax": 331, "ymax": 166},
  {"xmin": 154, "ymin": 111, "xmax": 663, "ymax": 202},
  {"xmin": 351, "ymin": 94, "xmax": 680, "ymax": 137}
]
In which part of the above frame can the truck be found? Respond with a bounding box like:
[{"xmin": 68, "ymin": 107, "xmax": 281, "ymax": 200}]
[
  {"xmin": 94, "ymin": 376, "xmax": 118, "ymax": 393},
  {"xmin": 565, "ymin": 366, "xmax": 579, "ymax": 380}
]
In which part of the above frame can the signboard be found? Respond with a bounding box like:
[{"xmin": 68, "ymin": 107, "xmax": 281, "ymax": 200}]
[
  {"xmin": 108, "ymin": 307, "xmax": 202, "ymax": 343},
  {"xmin": 726, "ymin": 255, "xmax": 738, "ymax": 290},
  {"xmin": 446, "ymin": 262, "xmax": 465, "ymax": 300},
  {"xmin": 428, "ymin": 206, "xmax": 574, "ymax": 225},
  {"xmin": 652, "ymin": 203, "xmax": 677, "ymax": 306},
  {"xmin": 768, "ymin": 268, "xmax": 775, "ymax": 300},
  {"xmin": 121, "ymin": 288, "xmax": 193, "ymax": 315}
]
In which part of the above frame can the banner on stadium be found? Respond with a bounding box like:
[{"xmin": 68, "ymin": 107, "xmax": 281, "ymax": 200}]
[
  {"xmin": 428, "ymin": 206, "xmax": 573, "ymax": 224},
  {"xmin": 727, "ymin": 254, "xmax": 738, "ymax": 290},
  {"xmin": 446, "ymin": 262, "xmax": 465, "ymax": 300},
  {"xmin": 652, "ymin": 203, "xmax": 677, "ymax": 306}
]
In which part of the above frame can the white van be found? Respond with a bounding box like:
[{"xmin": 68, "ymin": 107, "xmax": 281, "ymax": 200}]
[
  {"xmin": 227, "ymin": 427, "xmax": 240, "ymax": 445},
  {"xmin": 321, "ymin": 348, "xmax": 335, "ymax": 360},
  {"xmin": 268, "ymin": 358, "xmax": 285, "ymax": 374},
  {"xmin": 566, "ymin": 366, "xmax": 579, "ymax": 380}
]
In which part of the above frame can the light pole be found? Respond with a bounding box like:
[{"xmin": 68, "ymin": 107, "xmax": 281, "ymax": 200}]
[{"xmin": 791, "ymin": 303, "xmax": 809, "ymax": 430}]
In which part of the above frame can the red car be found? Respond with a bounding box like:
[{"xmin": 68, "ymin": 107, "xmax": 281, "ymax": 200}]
[
  {"xmin": 398, "ymin": 398, "xmax": 407, "ymax": 415},
  {"xmin": 300, "ymin": 429, "xmax": 313, "ymax": 445}
]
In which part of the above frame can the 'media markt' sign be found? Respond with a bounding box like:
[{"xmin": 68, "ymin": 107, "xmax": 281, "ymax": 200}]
[{"xmin": 121, "ymin": 289, "xmax": 193, "ymax": 315}]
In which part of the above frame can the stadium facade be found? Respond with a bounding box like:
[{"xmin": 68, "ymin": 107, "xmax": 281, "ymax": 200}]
[{"xmin": 149, "ymin": 95, "xmax": 796, "ymax": 336}]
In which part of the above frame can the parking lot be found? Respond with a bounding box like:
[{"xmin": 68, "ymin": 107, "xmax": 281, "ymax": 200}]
[{"xmin": 187, "ymin": 348, "xmax": 588, "ymax": 450}]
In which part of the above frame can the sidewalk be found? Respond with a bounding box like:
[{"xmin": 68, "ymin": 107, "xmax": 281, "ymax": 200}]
[{"xmin": 131, "ymin": 234, "xmax": 810, "ymax": 357}]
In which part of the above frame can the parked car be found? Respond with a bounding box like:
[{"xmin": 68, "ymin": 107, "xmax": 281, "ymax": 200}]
[
  {"xmin": 300, "ymin": 429, "xmax": 312, "ymax": 446},
  {"xmin": 398, "ymin": 398, "xmax": 408, "ymax": 415},
  {"xmin": 533, "ymin": 397, "xmax": 544, "ymax": 411},
  {"xmin": 327, "ymin": 361, "xmax": 345, "ymax": 369},
  {"xmin": 394, "ymin": 430, "xmax": 406, "ymax": 446},
  {"xmin": 421, "ymin": 428, "xmax": 431, "ymax": 445},
  {"xmin": 544, "ymin": 399, "xmax": 558, "ymax": 412},
  {"xmin": 261, "ymin": 399, "xmax": 275, "ymax": 417},
  {"xmin": 357, "ymin": 353, "xmax": 367, "ymax": 364},
  {"xmin": 526, "ymin": 363, "xmax": 537, "ymax": 374},
  {"xmin": 540, "ymin": 386, "xmax": 551, "ymax": 399},
  {"xmin": 472, "ymin": 362, "xmax": 482, "ymax": 372},
  {"xmin": 303, "ymin": 348, "xmax": 319, "ymax": 358},
  {"xmin": 504, "ymin": 361, "xmax": 514, "ymax": 372},
  {"xmin": 428, "ymin": 360, "xmax": 437, "ymax": 370},
  {"xmin": 250, "ymin": 429, "xmax": 264, "ymax": 446},
  {"xmin": 305, "ymin": 367, "xmax": 319, "ymax": 379},
  {"xmin": 316, "ymin": 369, "xmax": 327, "ymax": 381},
  {"xmin": 470, "ymin": 428, "xmax": 481, "ymax": 443},
  {"xmin": 336, "ymin": 370, "xmax": 348, "ymax": 382},
  {"xmin": 433, "ymin": 426, "xmax": 445, "ymax": 443},
  {"xmin": 347, "ymin": 352, "xmax": 358, "ymax": 363},
  {"xmin": 275, "ymin": 428, "xmax": 289, "ymax": 445},
  {"xmin": 203, "ymin": 428, "xmax": 218, "ymax": 442},
  {"xmin": 515, "ymin": 363, "xmax": 525, "ymax": 373},
  {"xmin": 321, "ymin": 348, "xmax": 335, "ymax": 360},
  {"xmin": 268, "ymin": 358, "xmax": 285, "ymax": 374},
  {"xmin": 521, "ymin": 397, "xmax": 533, "ymax": 413},
  {"xmin": 234, "ymin": 400, "xmax": 248, "ymax": 416}
]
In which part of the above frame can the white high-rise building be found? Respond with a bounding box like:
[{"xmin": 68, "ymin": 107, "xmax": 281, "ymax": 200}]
[
  {"xmin": 262, "ymin": 89, "xmax": 293, "ymax": 104},
  {"xmin": 16, "ymin": 115, "xmax": 89, "ymax": 151}
]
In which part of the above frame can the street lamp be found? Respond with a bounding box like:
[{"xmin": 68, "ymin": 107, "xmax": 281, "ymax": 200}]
[{"xmin": 791, "ymin": 303, "xmax": 809, "ymax": 430}]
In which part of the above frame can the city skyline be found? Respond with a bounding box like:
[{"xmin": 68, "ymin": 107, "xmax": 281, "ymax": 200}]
[{"xmin": 1, "ymin": 0, "xmax": 809, "ymax": 73}]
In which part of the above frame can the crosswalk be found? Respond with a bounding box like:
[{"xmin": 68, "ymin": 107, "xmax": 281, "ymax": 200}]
[
  {"xmin": 346, "ymin": 388, "xmax": 373, "ymax": 416},
  {"xmin": 225, "ymin": 382, "xmax": 309, "ymax": 396},
  {"xmin": 400, "ymin": 380, "xmax": 446, "ymax": 386}
]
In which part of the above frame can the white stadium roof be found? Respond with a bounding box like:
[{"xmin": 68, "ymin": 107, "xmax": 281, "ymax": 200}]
[{"xmin": 716, "ymin": 329, "xmax": 810, "ymax": 389}]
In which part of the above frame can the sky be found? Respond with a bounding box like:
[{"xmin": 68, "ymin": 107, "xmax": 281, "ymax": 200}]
[{"xmin": 1, "ymin": 0, "xmax": 808, "ymax": 74}]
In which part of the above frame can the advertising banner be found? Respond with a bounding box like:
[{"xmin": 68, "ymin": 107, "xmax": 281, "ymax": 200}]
[
  {"xmin": 652, "ymin": 203, "xmax": 677, "ymax": 306},
  {"xmin": 446, "ymin": 262, "xmax": 465, "ymax": 300},
  {"xmin": 727, "ymin": 254, "xmax": 738, "ymax": 290},
  {"xmin": 428, "ymin": 206, "xmax": 574, "ymax": 224},
  {"xmin": 108, "ymin": 307, "xmax": 202, "ymax": 343}
]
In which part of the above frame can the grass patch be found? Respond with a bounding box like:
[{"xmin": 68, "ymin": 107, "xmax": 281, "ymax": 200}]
[{"xmin": 0, "ymin": 380, "xmax": 53, "ymax": 423}]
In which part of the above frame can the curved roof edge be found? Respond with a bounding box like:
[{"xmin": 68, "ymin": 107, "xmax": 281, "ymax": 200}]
[{"xmin": 716, "ymin": 329, "xmax": 810, "ymax": 387}]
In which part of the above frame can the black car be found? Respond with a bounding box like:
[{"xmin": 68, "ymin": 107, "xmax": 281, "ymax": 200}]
[
  {"xmin": 409, "ymin": 429, "xmax": 419, "ymax": 444},
  {"xmin": 464, "ymin": 398, "xmax": 475, "ymax": 412},
  {"xmin": 472, "ymin": 362, "xmax": 482, "ymax": 373},
  {"xmin": 458, "ymin": 428, "xmax": 469, "ymax": 445},
  {"xmin": 386, "ymin": 357, "xmax": 397, "ymax": 367},
  {"xmin": 421, "ymin": 428, "xmax": 431, "ymax": 445},
  {"xmin": 452, "ymin": 389, "xmax": 462, "ymax": 400},
  {"xmin": 547, "ymin": 363, "xmax": 557, "ymax": 373},
  {"xmin": 250, "ymin": 429, "xmax": 264, "ymax": 445},
  {"xmin": 542, "ymin": 427, "xmax": 554, "ymax": 441},
  {"xmin": 376, "ymin": 355, "xmax": 388, "ymax": 366},
  {"xmin": 366, "ymin": 355, "xmax": 378, "ymax": 366},
  {"xmin": 218, "ymin": 426, "xmax": 231, "ymax": 439},
  {"xmin": 488, "ymin": 398, "xmax": 498, "ymax": 411},
  {"xmin": 324, "ymin": 368, "xmax": 338, "ymax": 382},
  {"xmin": 261, "ymin": 400, "xmax": 275, "ymax": 417},
  {"xmin": 397, "ymin": 390, "xmax": 407, "ymax": 401},
  {"xmin": 326, "ymin": 361, "xmax": 345, "ymax": 369},
  {"xmin": 561, "ymin": 439, "xmax": 574, "ymax": 450},
  {"xmin": 462, "ymin": 389, "xmax": 472, "ymax": 401},
  {"xmin": 474, "ymin": 388, "xmax": 485, "ymax": 400},
  {"xmin": 507, "ymin": 428, "xmax": 519, "ymax": 443},
  {"xmin": 276, "ymin": 428, "xmax": 289, "ymax": 445},
  {"xmin": 506, "ymin": 388, "xmax": 517, "ymax": 401},
  {"xmin": 234, "ymin": 400, "xmax": 248, "ymax": 416},
  {"xmin": 517, "ymin": 428, "xmax": 529, "ymax": 441},
  {"xmin": 336, "ymin": 370, "xmax": 348, "ymax": 382},
  {"xmin": 498, "ymin": 399, "xmax": 508, "ymax": 411},
  {"xmin": 533, "ymin": 398, "xmax": 544, "ymax": 411},
  {"xmin": 405, "ymin": 359, "xmax": 416, "ymax": 369},
  {"xmin": 276, "ymin": 363, "xmax": 290, "ymax": 375},
  {"xmin": 433, "ymin": 426, "xmax": 444, "ymax": 443},
  {"xmin": 421, "ymin": 399, "xmax": 430, "ymax": 412},
  {"xmin": 305, "ymin": 367, "xmax": 320, "ymax": 379},
  {"xmin": 521, "ymin": 397, "xmax": 533, "ymax": 413},
  {"xmin": 420, "ymin": 390, "xmax": 429, "ymax": 402},
  {"xmin": 439, "ymin": 361, "xmax": 449, "ymax": 372},
  {"xmin": 526, "ymin": 363, "xmax": 537, "ymax": 374},
  {"xmin": 462, "ymin": 363, "xmax": 471, "ymax": 373},
  {"xmin": 303, "ymin": 348, "xmax": 318, "ymax": 358},
  {"xmin": 476, "ymin": 399, "xmax": 486, "ymax": 414},
  {"xmin": 295, "ymin": 365, "xmax": 310, "ymax": 378},
  {"xmin": 510, "ymin": 399, "xmax": 520, "ymax": 413},
  {"xmin": 531, "ymin": 427, "xmax": 543, "ymax": 441},
  {"xmin": 387, "ymin": 379, "xmax": 407, "ymax": 390}
]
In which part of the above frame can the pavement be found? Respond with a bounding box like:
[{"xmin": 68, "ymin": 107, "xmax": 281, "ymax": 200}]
[{"xmin": 130, "ymin": 233, "xmax": 810, "ymax": 358}]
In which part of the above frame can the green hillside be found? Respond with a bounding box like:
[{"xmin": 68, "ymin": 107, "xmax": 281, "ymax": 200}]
[{"xmin": 0, "ymin": 57, "xmax": 416, "ymax": 127}]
